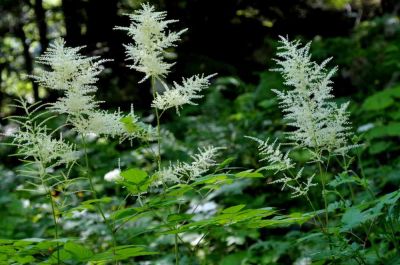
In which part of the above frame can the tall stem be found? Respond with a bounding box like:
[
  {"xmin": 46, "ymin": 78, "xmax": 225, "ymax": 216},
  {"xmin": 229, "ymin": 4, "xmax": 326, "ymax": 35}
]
[
  {"xmin": 317, "ymin": 158, "xmax": 336, "ymax": 262},
  {"xmin": 40, "ymin": 165, "xmax": 60, "ymax": 265},
  {"xmin": 81, "ymin": 136, "xmax": 118, "ymax": 265},
  {"xmin": 151, "ymin": 77, "xmax": 162, "ymax": 172},
  {"xmin": 48, "ymin": 189, "xmax": 60, "ymax": 264},
  {"xmin": 150, "ymin": 77, "xmax": 179, "ymax": 264}
]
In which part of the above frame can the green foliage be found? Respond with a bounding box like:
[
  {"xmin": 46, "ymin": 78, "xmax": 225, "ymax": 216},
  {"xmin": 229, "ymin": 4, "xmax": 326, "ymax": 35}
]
[{"xmin": 1, "ymin": 4, "xmax": 400, "ymax": 265}]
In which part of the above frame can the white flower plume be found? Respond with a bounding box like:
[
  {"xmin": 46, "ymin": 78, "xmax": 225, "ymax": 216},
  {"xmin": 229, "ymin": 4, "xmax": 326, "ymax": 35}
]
[
  {"xmin": 116, "ymin": 3, "xmax": 187, "ymax": 82},
  {"xmin": 32, "ymin": 38, "xmax": 108, "ymax": 92},
  {"xmin": 152, "ymin": 74, "xmax": 216, "ymax": 114},
  {"xmin": 272, "ymin": 36, "xmax": 352, "ymax": 153}
]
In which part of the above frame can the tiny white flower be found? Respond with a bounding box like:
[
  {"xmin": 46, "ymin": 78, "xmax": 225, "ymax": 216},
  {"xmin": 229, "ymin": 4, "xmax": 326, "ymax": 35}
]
[{"xmin": 104, "ymin": 169, "xmax": 122, "ymax": 182}]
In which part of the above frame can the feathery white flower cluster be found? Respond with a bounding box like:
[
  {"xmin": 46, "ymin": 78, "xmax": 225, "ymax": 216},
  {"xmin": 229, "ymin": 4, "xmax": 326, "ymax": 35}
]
[
  {"xmin": 155, "ymin": 146, "xmax": 221, "ymax": 185},
  {"xmin": 272, "ymin": 36, "xmax": 352, "ymax": 153},
  {"xmin": 14, "ymin": 124, "xmax": 78, "ymax": 168},
  {"xmin": 245, "ymin": 136, "xmax": 294, "ymax": 172},
  {"xmin": 270, "ymin": 168, "xmax": 317, "ymax": 198},
  {"xmin": 116, "ymin": 3, "xmax": 187, "ymax": 82},
  {"xmin": 152, "ymin": 74, "xmax": 216, "ymax": 114},
  {"xmin": 33, "ymin": 39, "xmax": 154, "ymax": 141},
  {"xmin": 119, "ymin": 4, "xmax": 216, "ymax": 114},
  {"xmin": 10, "ymin": 101, "xmax": 78, "ymax": 169},
  {"xmin": 32, "ymin": 38, "xmax": 107, "ymax": 93}
]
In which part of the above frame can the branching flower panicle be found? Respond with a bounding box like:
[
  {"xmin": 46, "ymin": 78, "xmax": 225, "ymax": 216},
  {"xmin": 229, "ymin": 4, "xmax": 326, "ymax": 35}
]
[
  {"xmin": 9, "ymin": 100, "xmax": 78, "ymax": 170},
  {"xmin": 270, "ymin": 168, "xmax": 317, "ymax": 198},
  {"xmin": 245, "ymin": 136, "xmax": 294, "ymax": 172},
  {"xmin": 32, "ymin": 39, "xmax": 154, "ymax": 142},
  {"xmin": 152, "ymin": 74, "xmax": 216, "ymax": 114},
  {"xmin": 116, "ymin": 3, "xmax": 187, "ymax": 82},
  {"xmin": 32, "ymin": 38, "xmax": 108, "ymax": 93},
  {"xmin": 155, "ymin": 146, "xmax": 222, "ymax": 185},
  {"xmin": 272, "ymin": 36, "xmax": 352, "ymax": 153}
]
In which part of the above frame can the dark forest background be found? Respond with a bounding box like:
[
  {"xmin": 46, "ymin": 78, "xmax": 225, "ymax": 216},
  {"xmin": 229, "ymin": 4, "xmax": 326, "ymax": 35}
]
[{"xmin": 1, "ymin": 0, "xmax": 399, "ymax": 115}]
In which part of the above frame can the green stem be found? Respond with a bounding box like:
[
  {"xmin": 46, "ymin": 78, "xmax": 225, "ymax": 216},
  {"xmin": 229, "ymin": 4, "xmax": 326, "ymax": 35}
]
[
  {"xmin": 318, "ymin": 161, "xmax": 329, "ymax": 227},
  {"xmin": 40, "ymin": 165, "xmax": 60, "ymax": 265},
  {"xmin": 40, "ymin": 164, "xmax": 61, "ymax": 265},
  {"xmin": 150, "ymin": 77, "xmax": 179, "ymax": 262},
  {"xmin": 151, "ymin": 77, "xmax": 162, "ymax": 172},
  {"xmin": 48, "ymin": 189, "xmax": 60, "ymax": 264},
  {"xmin": 317, "ymin": 159, "xmax": 336, "ymax": 263},
  {"xmin": 82, "ymin": 137, "xmax": 118, "ymax": 265}
]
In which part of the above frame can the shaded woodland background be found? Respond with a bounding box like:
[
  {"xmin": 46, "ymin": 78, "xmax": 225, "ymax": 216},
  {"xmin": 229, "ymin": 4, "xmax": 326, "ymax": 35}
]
[{"xmin": 2, "ymin": 1, "xmax": 400, "ymax": 264}]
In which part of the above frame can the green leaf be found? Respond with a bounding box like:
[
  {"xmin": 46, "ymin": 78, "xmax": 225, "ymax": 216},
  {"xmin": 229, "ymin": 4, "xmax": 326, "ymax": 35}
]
[
  {"xmin": 121, "ymin": 168, "xmax": 151, "ymax": 194},
  {"xmin": 111, "ymin": 207, "xmax": 142, "ymax": 221},
  {"xmin": 81, "ymin": 197, "xmax": 113, "ymax": 205},
  {"xmin": 235, "ymin": 170, "xmax": 263, "ymax": 178},
  {"xmin": 216, "ymin": 157, "xmax": 236, "ymax": 169},
  {"xmin": 366, "ymin": 122, "xmax": 400, "ymax": 139},
  {"xmin": 121, "ymin": 168, "xmax": 148, "ymax": 184},
  {"xmin": 341, "ymin": 207, "xmax": 366, "ymax": 231},
  {"xmin": 90, "ymin": 246, "xmax": 157, "ymax": 262},
  {"xmin": 64, "ymin": 242, "xmax": 93, "ymax": 261},
  {"xmin": 362, "ymin": 91, "xmax": 394, "ymax": 111},
  {"xmin": 369, "ymin": 141, "xmax": 392, "ymax": 154},
  {"xmin": 120, "ymin": 116, "xmax": 140, "ymax": 133},
  {"xmin": 222, "ymin": 204, "xmax": 246, "ymax": 214}
]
